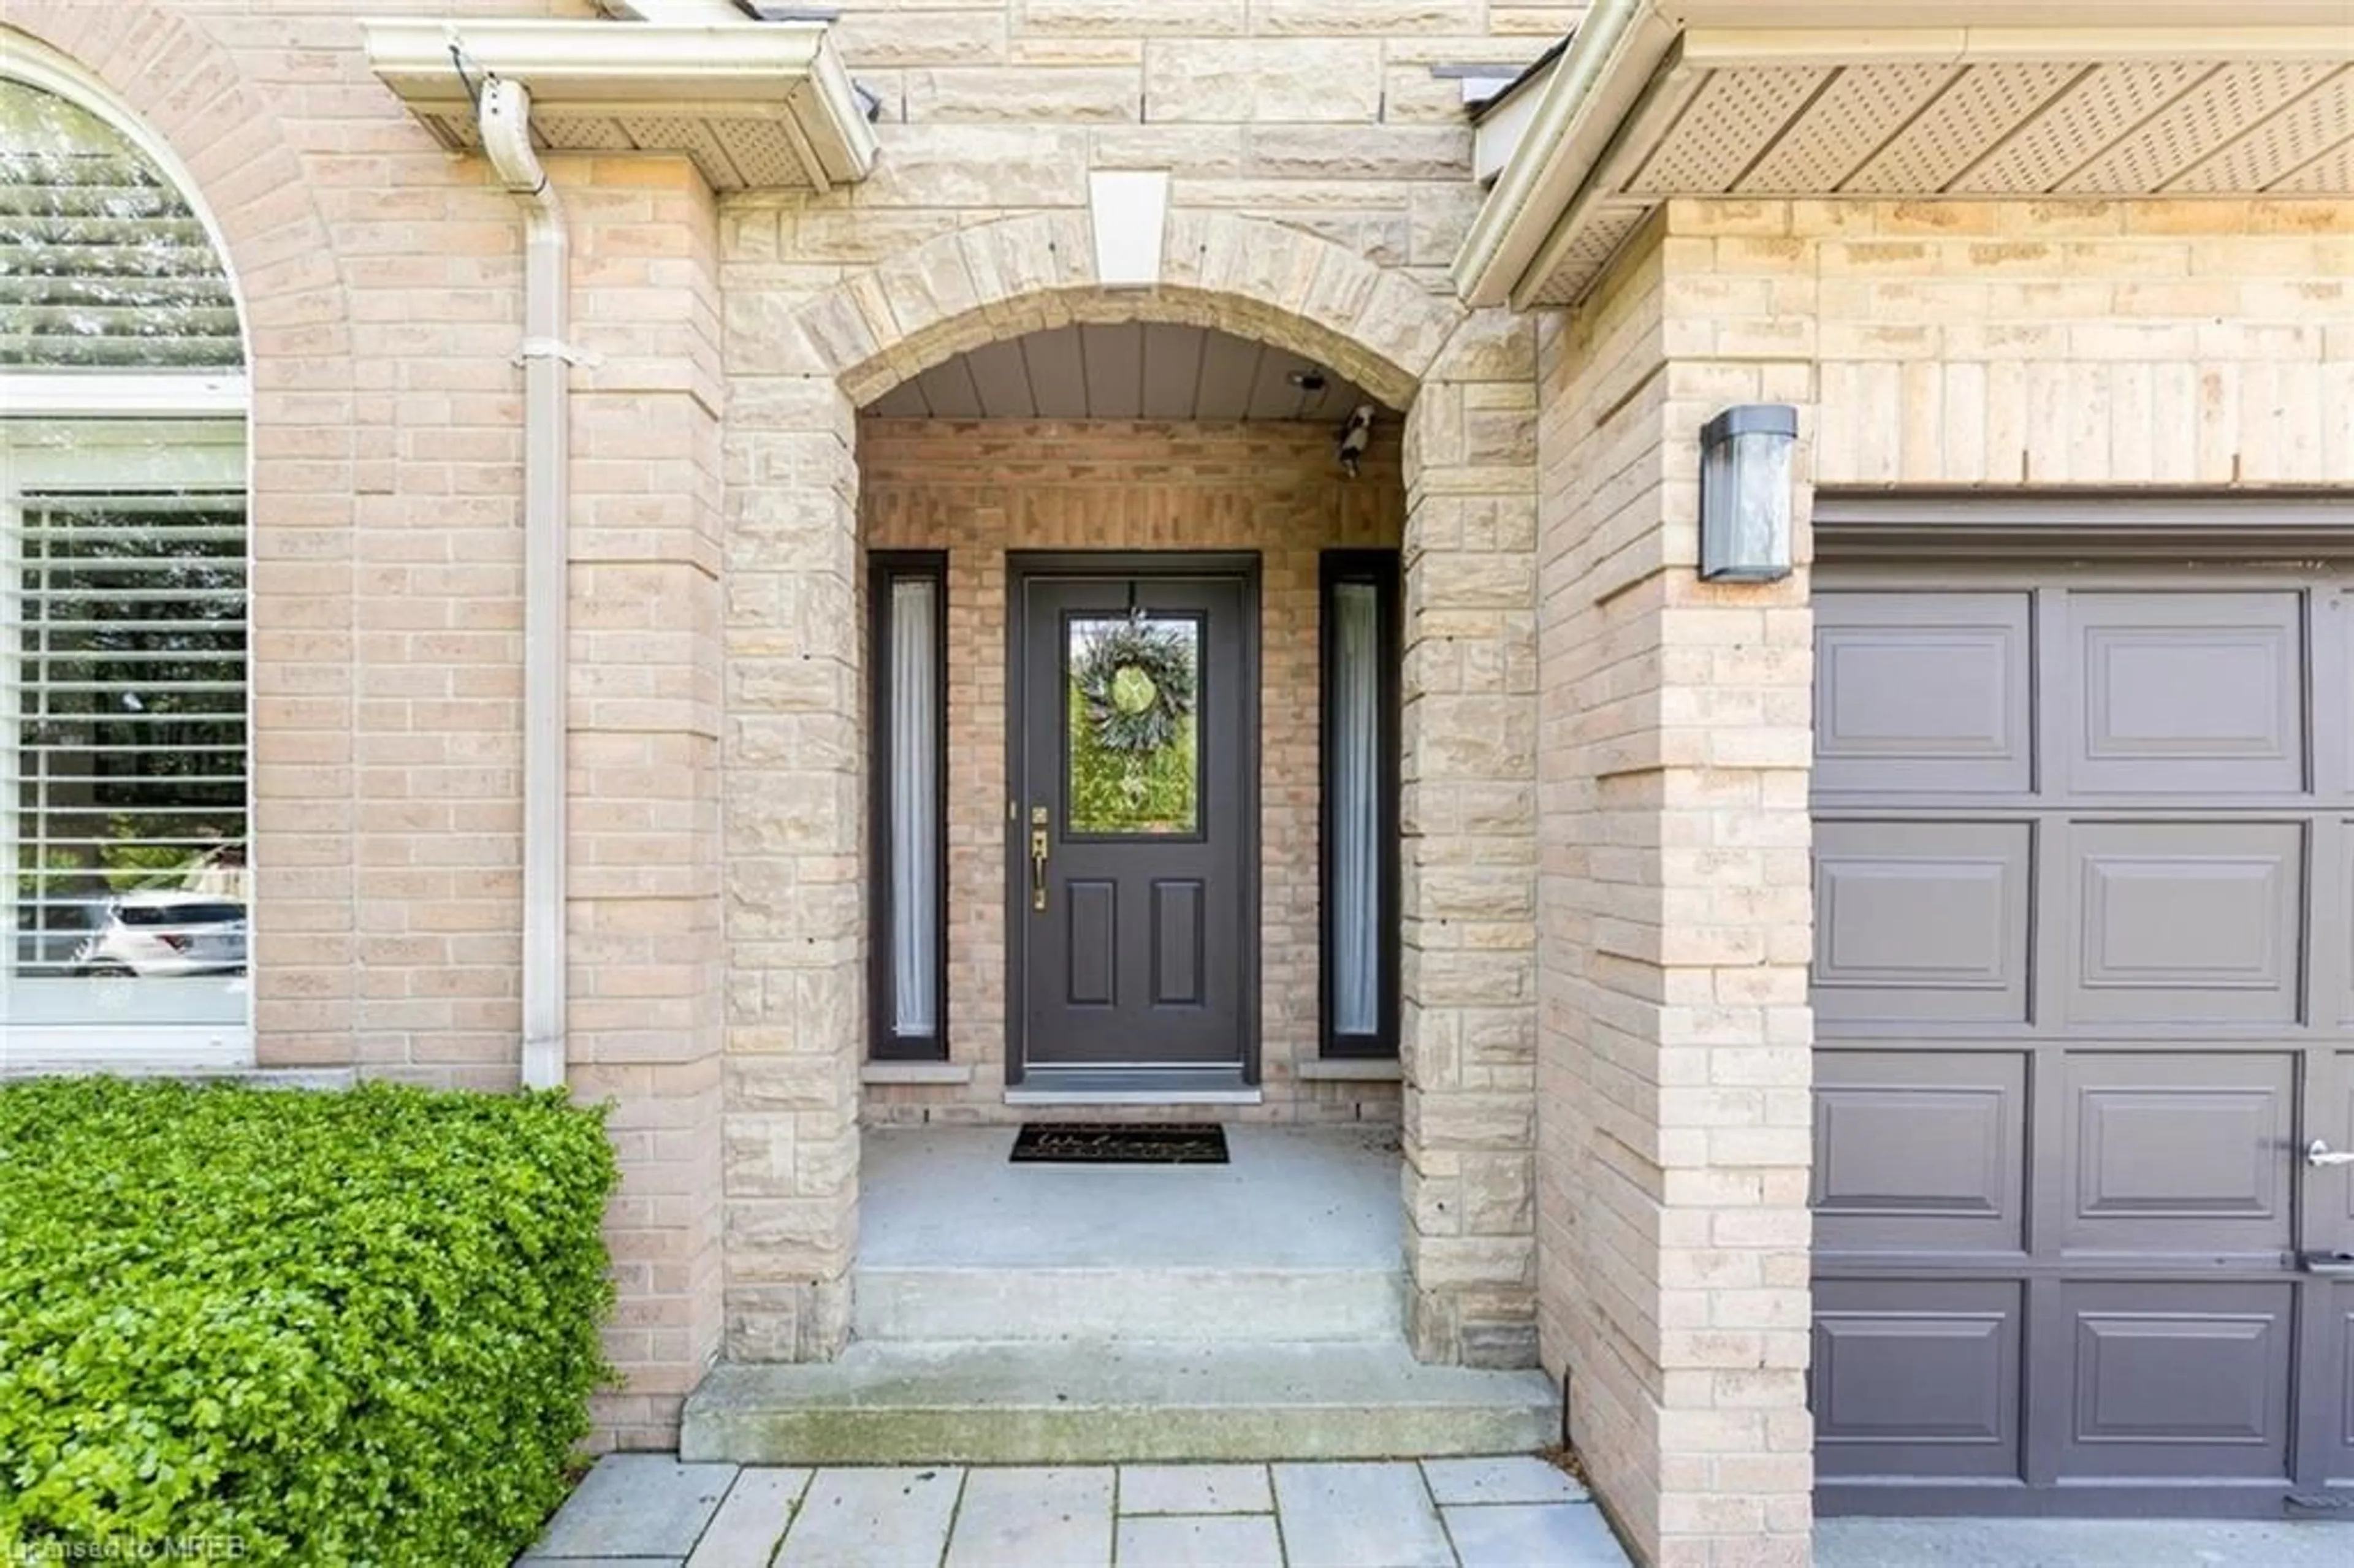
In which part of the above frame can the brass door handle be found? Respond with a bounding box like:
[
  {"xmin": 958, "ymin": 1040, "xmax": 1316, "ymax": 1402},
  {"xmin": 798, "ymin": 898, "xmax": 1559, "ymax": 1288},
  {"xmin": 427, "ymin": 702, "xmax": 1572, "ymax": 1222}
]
[{"xmin": 1029, "ymin": 825, "xmax": 1049, "ymax": 911}]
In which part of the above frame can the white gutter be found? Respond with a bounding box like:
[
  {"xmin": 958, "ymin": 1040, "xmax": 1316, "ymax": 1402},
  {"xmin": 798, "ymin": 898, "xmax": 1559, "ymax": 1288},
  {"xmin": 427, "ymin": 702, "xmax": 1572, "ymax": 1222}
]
[
  {"xmin": 479, "ymin": 78, "xmax": 571, "ymax": 1093},
  {"xmin": 1451, "ymin": 0, "xmax": 1656, "ymax": 310},
  {"xmin": 364, "ymin": 17, "xmax": 879, "ymax": 188}
]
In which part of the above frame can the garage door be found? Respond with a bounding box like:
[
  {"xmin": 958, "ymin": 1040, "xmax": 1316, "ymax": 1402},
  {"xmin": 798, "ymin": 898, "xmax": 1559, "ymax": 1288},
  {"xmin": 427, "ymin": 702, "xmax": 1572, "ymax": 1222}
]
[{"xmin": 1810, "ymin": 544, "xmax": 2354, "ymax": 1516}]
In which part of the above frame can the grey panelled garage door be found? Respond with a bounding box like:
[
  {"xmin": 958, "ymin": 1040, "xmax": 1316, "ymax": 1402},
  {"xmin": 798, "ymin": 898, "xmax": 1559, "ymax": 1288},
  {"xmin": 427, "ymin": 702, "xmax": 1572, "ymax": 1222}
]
[{"xmin": 1810, "ymin": 565, "xmax": 2354, "ymax": 1517}]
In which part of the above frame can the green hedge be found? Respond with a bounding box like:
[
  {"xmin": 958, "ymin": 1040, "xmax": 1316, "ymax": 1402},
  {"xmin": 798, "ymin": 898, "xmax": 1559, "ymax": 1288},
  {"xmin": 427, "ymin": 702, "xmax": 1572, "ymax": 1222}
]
[{"xmin": 0, "ymin": 1078, "xmax": 618, "ymax": 1565}]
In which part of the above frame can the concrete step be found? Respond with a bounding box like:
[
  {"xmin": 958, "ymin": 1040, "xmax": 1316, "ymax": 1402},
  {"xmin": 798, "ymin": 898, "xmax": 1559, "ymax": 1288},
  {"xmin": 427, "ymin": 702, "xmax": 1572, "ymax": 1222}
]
[
  {"xmin": 852, "ymin": 1265, "xmax": 1404, "ymax": 1342},
  {"xmin": 679, "ymin": 1340, "xmax": 1560, "ymax": 1466}
]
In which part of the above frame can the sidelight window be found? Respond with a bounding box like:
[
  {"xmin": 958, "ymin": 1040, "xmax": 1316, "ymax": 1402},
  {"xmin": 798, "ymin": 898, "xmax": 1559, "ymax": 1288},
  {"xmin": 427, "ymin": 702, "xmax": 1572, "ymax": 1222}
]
[
  {"xmin": 869, "ymin": 552, "xmax": 947, "ymax": 1059},
  {"xmin": 1320, "ymin": 550, "xmax": 1399, "ymax": 1058}
]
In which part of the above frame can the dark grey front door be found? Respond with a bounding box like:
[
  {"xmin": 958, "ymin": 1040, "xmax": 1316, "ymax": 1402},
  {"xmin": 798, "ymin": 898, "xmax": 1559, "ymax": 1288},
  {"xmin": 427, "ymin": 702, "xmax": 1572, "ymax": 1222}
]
[
  {"xmin": 1009, "ymin": 557, "xmax": 1256, "ymax": 1078},
  {"xmin": 1810, "ymin": 566, "xmax": 2354, "ymax": 1517}
]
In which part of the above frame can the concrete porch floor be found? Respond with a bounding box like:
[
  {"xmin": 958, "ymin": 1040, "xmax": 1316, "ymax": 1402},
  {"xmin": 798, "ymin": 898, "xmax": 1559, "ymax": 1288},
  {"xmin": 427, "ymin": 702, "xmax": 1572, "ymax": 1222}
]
[{"xmin": 858, "ymin": 1122, "xmax": 1402, "ymax": 1272}]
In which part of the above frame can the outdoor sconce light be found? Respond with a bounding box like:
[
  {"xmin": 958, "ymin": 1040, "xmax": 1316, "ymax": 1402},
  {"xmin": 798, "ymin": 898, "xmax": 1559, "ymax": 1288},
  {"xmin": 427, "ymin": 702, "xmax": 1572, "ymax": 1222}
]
[{"xmin": 1698, "ymin": 404, "xmax": 1798, "ymax": 582}]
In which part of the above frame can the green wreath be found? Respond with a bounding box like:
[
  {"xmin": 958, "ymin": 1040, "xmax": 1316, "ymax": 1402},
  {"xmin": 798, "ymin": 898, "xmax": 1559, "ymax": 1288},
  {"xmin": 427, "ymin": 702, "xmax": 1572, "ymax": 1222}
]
[{"xmin": 1071, "ymin": 617, "xmax": 1198, "ymax": 756}]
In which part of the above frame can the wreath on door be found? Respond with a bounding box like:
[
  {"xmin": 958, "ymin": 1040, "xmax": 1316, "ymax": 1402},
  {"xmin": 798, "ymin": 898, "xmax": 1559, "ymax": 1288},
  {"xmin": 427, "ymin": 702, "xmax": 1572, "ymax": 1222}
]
[{"xmin": 1071, "ymin": 617, "xmax": 1198, "ymax": 756}]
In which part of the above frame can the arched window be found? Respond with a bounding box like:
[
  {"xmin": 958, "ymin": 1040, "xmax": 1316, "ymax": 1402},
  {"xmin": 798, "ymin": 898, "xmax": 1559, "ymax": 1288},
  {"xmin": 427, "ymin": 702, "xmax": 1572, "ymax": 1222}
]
[{"xmin": 1, "ymin": 51, "xmax": 251, "ymax": 1070}]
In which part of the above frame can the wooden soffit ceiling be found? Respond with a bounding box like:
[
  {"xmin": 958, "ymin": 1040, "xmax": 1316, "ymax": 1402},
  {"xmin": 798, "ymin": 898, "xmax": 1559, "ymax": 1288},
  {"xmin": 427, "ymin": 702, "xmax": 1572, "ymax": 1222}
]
[{"xmin": 1461, "ymin": 4, "xmax": 2354, "ymax": 308}]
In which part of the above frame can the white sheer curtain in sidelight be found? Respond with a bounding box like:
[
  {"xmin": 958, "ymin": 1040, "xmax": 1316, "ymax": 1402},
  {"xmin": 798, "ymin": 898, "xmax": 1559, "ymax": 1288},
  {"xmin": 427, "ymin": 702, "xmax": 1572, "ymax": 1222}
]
[
  {"xmin": 887, "ymin": 577, "xmax": 939, "ymax": 1038},
  {"xmin": 1328, "ymin": 582, "xmax": 1379, "ymax": 1037}
]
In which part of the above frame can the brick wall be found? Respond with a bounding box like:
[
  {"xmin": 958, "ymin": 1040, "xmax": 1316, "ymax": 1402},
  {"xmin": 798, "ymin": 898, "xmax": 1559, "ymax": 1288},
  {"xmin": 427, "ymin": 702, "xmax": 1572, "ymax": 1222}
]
[
  {"xmin": 1665, "ymin": 197, "xmax": 2354, "ymax": 485},
  {"xmin": 858, "ymin": 417, "xmax": 1406, "ymax": 1124}
]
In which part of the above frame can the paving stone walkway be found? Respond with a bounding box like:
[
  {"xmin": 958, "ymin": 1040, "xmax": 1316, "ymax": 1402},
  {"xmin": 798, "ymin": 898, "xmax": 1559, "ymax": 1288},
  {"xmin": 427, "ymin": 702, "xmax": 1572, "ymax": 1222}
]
[{"xmin": 519, "ymin": 1453, "xmax": 1629, "ymax": 1567}]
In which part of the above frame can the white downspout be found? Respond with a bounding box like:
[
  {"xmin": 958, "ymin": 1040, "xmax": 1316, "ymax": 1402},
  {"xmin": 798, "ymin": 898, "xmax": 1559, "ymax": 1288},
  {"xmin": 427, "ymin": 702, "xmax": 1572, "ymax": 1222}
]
[{"xmin": 479, "ymin": 77, "xmax": 571, "ymax": 1092}]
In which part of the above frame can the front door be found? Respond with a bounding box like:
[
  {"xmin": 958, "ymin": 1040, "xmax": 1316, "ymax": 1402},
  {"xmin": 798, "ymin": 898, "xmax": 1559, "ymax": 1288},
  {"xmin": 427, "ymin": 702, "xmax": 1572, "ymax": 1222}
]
[{"xmin": 1009, "ymin": 555, "xmax": 1256, "ymax": 1081}]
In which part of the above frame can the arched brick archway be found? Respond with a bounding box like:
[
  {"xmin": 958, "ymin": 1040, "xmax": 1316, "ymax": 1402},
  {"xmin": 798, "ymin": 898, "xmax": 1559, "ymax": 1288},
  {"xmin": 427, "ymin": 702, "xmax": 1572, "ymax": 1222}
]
[
  {"xmin": 3, "ymin": 5, "xmax": 361, "ymax": 1067},
  {"xmin": 720, "ymin": 210, "xmax": 1545, "ymax": 1371}
]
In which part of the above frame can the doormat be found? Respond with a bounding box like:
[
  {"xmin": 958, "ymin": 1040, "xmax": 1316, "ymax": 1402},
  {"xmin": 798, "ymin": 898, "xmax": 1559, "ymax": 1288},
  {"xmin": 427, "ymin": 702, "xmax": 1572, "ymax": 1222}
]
[{"xmin": 1010, "ymin": 1122, "xmax": 1229, "ymax": 1165}]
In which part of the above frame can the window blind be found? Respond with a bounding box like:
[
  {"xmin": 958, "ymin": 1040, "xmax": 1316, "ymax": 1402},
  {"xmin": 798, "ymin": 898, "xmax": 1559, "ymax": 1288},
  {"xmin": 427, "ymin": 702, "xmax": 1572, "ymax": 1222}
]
[
  {"xmin": 0, "ymin": 80, "xmax": 241, "ymax": 370},
  {"xmin": 6, "ymin": 490, "xmax": 248, "ymax": 978}
]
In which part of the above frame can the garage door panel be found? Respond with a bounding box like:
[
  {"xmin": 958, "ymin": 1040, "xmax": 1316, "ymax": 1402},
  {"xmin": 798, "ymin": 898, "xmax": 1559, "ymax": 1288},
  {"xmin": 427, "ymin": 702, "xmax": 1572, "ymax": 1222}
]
[
  {"xmin": 2336, "ymin": 826, "xmax": 2354, "ymax": 1029},
  {"xmin": 2331, "ymin": 1290, "xmax": 2354, "ymax": 1486},
  {"xmin": 2065, "ymin": 592, "xmax": 2306, "ymax": 796},
  {"xmin": 1816, "ymin": 592, "xmax": 2033, "ymax": 796},
  {"xmin": 1812, "ymin": 1279, "xmax": 2023, "ymax": 1480},
  {"xmin": 2063, "ymin": 1053, "xmax": 2294, "ymax": 1255},
  {"xmin": 2320, "ymin": 1049, "xmax": 2354, "ymax": 1252},
  {"xmin": 1813, "ymin": 1051, "xmax": 2024, "ymax": 1254},
  {"xmin": 2059, "ymin": 1282, "xmax": 2294, "ymax": 1480},
  {"xmin": 2066, "ymin": 821, "xmax": 2304, "ymax": 1026},
  {"xmin": 1815, "ymin": 821, "xmax": 2030, "ymax": 1025}
]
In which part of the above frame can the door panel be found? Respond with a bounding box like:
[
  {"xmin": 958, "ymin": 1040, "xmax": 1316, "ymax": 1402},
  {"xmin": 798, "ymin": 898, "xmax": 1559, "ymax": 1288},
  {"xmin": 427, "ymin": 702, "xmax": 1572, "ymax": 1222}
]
[
  {"xmin": 1151, "ymin": 880, "xmax": 1203, "ymax": 1005},
  {"xmin": 1012, "ymin": 565, "xmax": 1253, "ymax": 1073},
  {"xmin": 2060, "ymin": 1052, "xmax": 2295, "ymax": 1257},
  {"xmin": 2057, "ymin": 1282, "xmax": 2295, "ymax": 1481},
  {"xmin": 1812, "ymin": 1279, "xmax": 2024, "ymax": 1480},
  {"xmin": 1811, "ymin": 1050, "xmax": 2025, "ymax": 1255},
  {"xmin": 1811, "ymin": 820, "xmax": 2032, "ymax": 1024},
  {"xmin": 2062, "ymin": 592, "xmax": 2306, "ymax": 796},
  {"xmin": 2063, "ymin": 821, "xmax": 2305, "ymax": 1025},
  {"xmin": 1812, "ymin": 573, "xmax": 2348, "ymax": 1516},
  {"xmin": 1813, "ymin": 592, "xmax": 2034, "ymax": 797}
]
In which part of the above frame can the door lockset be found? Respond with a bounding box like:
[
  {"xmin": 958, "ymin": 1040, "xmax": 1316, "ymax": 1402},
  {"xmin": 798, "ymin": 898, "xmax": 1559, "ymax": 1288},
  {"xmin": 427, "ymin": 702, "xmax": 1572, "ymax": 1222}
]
[
  {"xmin": 1029, "ymin": 806, "xmax": 1049, "ymax": 912},
  {"xmin": 2307, "ymin": 1139, "xmax": 2354, "ymax": 1169}
]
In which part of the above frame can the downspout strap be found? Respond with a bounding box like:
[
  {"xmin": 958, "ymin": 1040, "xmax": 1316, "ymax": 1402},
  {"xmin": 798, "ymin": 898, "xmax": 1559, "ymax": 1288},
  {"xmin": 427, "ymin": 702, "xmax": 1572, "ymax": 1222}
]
[{"xmin": 514, "ymin": 337, "xmax": 602, "ymax": 367}]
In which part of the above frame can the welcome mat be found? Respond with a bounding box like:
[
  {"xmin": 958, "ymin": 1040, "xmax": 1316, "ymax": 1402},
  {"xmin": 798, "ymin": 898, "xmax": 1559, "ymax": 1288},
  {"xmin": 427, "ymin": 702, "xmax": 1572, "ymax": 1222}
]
[{"xmin": 1009, "ymin": 1122, "xmax": 1230, "ymax": 1165}]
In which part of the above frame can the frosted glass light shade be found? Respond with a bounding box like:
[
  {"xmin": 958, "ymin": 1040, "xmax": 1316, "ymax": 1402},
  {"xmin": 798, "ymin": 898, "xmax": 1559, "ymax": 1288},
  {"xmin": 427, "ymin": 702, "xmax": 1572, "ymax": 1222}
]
[{"xmin": 1699, "ymin": 404, "xmax": 1797, "ymax": 583}]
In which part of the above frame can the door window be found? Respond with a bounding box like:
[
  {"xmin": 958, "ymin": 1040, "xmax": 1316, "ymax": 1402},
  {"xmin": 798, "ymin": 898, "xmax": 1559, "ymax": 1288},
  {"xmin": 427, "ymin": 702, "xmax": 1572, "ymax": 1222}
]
[{"xmin": 1065, "ymin": 613, "xmax": 1201, "ymax": 837}]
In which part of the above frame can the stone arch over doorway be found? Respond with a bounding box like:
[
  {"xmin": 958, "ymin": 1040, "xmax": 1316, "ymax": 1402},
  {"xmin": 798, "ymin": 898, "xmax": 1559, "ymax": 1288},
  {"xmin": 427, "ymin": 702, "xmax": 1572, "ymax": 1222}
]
[{"xmin": 719, "ymin": 210, "xmax": 1542, "ymax": 1369}]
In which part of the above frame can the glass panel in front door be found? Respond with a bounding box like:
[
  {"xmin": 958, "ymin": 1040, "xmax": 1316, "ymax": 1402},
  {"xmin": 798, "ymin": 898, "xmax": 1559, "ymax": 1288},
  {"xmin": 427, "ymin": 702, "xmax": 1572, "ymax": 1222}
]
[{"xmin": 1065, "ymin": 614, "xmax": 1201, "ymax": 837}]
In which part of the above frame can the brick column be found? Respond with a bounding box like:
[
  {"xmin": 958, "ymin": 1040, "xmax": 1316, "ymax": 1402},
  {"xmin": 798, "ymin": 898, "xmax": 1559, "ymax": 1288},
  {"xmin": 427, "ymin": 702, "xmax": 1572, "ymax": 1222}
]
[
  {"xmin": 1398, "ymin": 311, "xmax": 1544, "ymax": 1368},
  {"xmin": 563, "ymin": 158, "xmax": 729, "ymax": 1448},
  {"xmin": 1534, "ymin": 217, "xmax": 1816, "ymax": 1568}
]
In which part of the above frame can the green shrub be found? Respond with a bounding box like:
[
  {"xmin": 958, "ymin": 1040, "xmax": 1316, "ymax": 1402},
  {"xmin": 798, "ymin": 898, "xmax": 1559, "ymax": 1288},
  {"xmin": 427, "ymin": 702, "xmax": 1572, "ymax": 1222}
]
[{"xmin": 0, "ymin": 1078, "xmax": 618, "ymax": 1565}]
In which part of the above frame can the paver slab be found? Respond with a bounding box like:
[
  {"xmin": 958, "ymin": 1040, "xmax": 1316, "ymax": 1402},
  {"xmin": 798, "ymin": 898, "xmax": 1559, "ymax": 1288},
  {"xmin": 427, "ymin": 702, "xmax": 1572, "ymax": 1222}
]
[
  {"xmin": 1444, "ymin": 1502, "xmax": 1629, "ymax": 1568},
  {"xmin": 685, "ymin": 1467, "xmax": 810, "ymax": 1568},
  {"xmin": 531, "ymin": 1455, "xmax": 738, "ymax": 1559},
  {"xmin": 944, "ymin": 1466, "xmax": 1114, "ymax": 1568},
  {"xmin": 1117, "ymin": 1463, "xmax": 1272, "ymax": 1515},
  {"xmin": 1422, "ymin": 1455, "xmax": 1588, "ymax": 1506},
  {"xmin": 777, "ymin": 1467, "xmax": 962, "ymax": 1568},
  {"xmin": 1272, "ymin": 1461, "xmax": 1454, "ymax": 1568},
  {"xmin": 1113, "ymin": 1513, "xmax": 1285, "ymax": 1568}
]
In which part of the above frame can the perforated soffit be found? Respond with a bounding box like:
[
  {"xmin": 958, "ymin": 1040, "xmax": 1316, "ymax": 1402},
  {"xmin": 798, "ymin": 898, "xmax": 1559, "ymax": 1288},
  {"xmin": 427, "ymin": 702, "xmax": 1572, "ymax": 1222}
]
[
  {"xmin": 361, "ymin": 18, "xmax": 877, "ymax": 192},
  {"xmin": 1515, "ymin": 34, "xmax": 2354, "ymax": 306}
]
